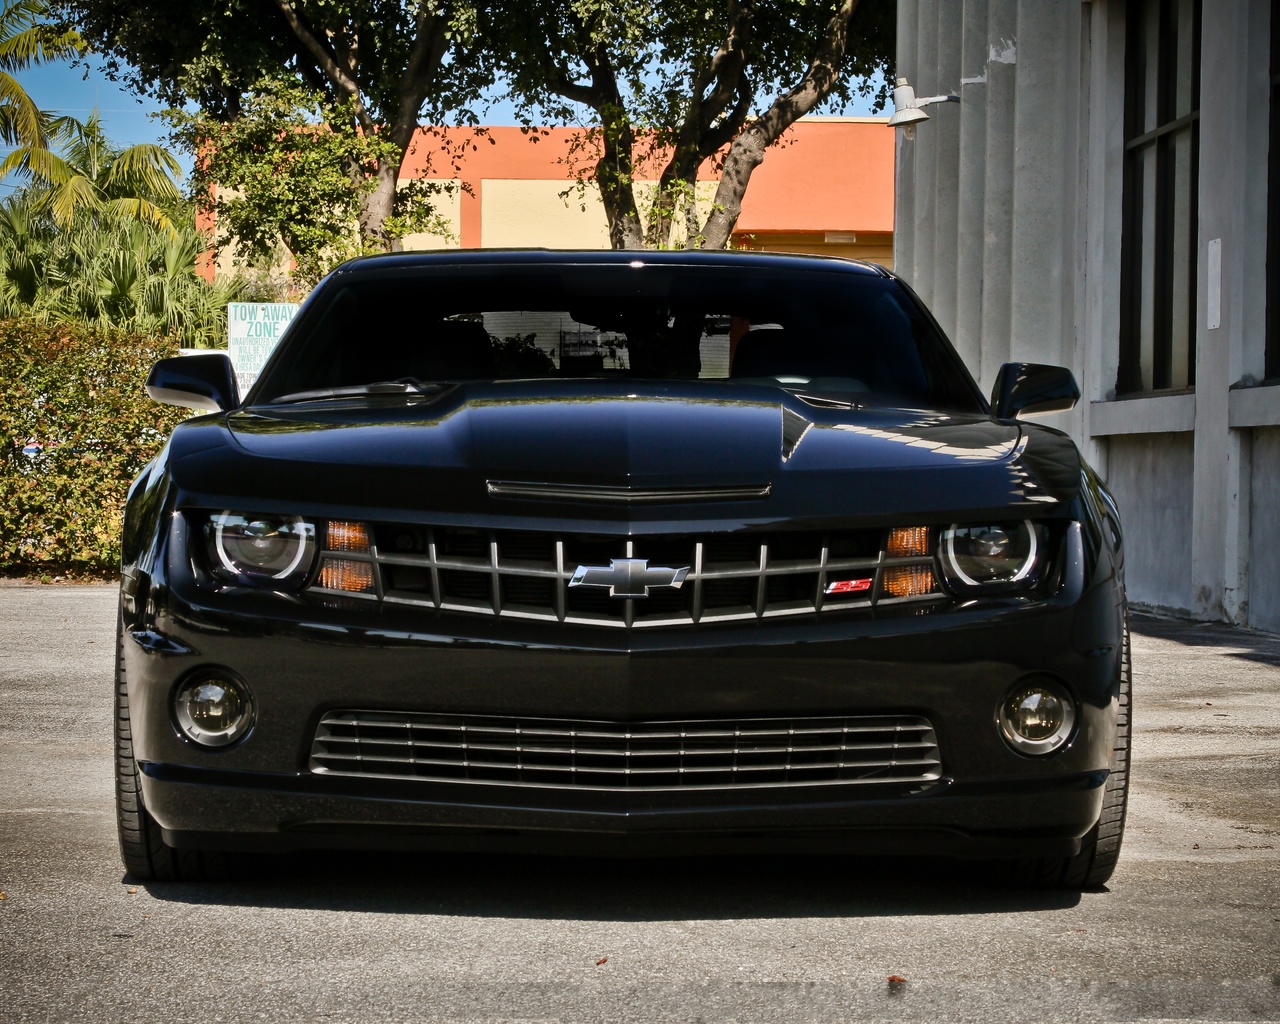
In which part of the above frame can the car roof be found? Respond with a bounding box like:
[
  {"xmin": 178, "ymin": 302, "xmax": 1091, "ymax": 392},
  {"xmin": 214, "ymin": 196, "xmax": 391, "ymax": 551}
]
[{"xmin": 331, "ymin": 248, "xmax": 895, "ymax": 279}]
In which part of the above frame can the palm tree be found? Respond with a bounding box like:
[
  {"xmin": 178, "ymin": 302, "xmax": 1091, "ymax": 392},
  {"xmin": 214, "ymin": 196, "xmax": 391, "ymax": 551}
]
[
  {"xmin": 0, "ymin": 1, "xmax": 181, "ymax": 234},
  {"xmin": 0, "ymin": 190, "xmax": 49, "ymax": 312},
  {"xmin": 0, "ymin": 191, "xmax": 242, "ymax": 347},
  {"xmin": 0, "ymin": 0, "xmax": 235, "ymax": 343},
  {"xmin": 17, "ymin": 112, "xmax": 184, "ymax": 233},
  {"xmin": 0, "ymin": 0, "xmax": 81, "ymax": 150}
]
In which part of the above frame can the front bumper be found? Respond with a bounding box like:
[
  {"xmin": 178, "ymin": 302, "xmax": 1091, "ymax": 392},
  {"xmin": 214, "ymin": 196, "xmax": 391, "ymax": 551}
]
[
  {"xmin": 123, "ymin": 522, "xmax": 1126, "ymax": 860},
  {"xmin": 143, "ymin": 761, "xmax": 1106, "ymax": 859}
]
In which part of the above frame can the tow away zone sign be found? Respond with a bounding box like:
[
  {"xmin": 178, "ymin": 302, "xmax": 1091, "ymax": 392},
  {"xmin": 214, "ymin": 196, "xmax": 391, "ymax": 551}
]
[{"xmin": 227, "ymin": 302, "xmax": 299, "ymax": 395}]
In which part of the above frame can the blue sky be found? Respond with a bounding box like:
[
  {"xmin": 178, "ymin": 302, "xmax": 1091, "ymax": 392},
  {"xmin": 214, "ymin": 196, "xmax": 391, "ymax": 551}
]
[{"xmin": 21, "ymin": 58, "xmax": 166, "ymax": 148}]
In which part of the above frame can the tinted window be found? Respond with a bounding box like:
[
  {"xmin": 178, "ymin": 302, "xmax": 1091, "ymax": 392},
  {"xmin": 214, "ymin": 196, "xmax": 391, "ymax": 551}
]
[{"xmin": 254, "ymin": 264, "xmax": 983, "ymax": 412}]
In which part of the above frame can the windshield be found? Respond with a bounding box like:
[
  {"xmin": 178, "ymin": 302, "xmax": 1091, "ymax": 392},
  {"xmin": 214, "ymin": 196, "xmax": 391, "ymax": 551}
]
[{"xmin": 251, "ymin": 262, "xmax": 985, "ymax": 413}]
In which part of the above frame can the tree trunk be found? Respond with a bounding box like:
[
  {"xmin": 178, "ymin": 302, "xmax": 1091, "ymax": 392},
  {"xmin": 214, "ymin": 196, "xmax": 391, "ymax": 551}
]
[
  {"xmin": 357, "ymin": 158, "xmax": 400, "ymax": 251},
  {"xmin": 595, "ymin": 125, "xmax": 645, "ymax": 249},
  {"xmin": 646, "ymin": 148, "xmax": 702, "ymax": 249},
  {"xmin": 272, "ymin": 0, "xmax": 450, "ymax": 254},
  {"xmin": 645, "ymin": 2, "xmax": 753, "ymax": 249},
  {"xmin": 699, "ymin": 123, "xmax": 768, "ymax": 251},
  {"xmin": 698, "ymin": 0, "xmax": 860, "ymax": 250}
]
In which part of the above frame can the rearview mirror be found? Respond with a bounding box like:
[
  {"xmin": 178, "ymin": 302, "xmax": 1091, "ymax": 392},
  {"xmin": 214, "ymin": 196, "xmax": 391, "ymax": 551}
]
[
  {"xmin": 146, "ymin": 354, "xmax": 240, "ymax": 413},
  {"xmin": 990, "ymin": 362, "xmax": 1079, "ymax": 420}
]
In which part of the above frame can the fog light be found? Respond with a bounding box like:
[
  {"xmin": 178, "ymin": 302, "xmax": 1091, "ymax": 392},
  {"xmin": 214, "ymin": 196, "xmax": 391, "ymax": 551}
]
[
  {"xmin": 173, "ymin": 674, "xmax": 254, "ymax": 748},
  {"xmin": 999, "ymin": 679, "xmax": 1076, "ymax": 755}
]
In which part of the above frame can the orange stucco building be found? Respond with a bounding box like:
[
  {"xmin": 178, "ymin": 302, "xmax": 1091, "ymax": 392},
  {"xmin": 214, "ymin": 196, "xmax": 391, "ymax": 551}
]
[
  {"xmin": 203, "ymin": 116, "xmax": 894, "ymax": 279},
  {"xmin": 396, "ymin": 117, "xmax": 894, "ymax": 264}
]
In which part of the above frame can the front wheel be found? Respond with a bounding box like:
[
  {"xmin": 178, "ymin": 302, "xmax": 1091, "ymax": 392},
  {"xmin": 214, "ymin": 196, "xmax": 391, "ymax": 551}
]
[
  {"xmin": 1020, "ymin": 613, "xmax": 1132, "ymax": 889},
  {"xmin": 115, "ymin": 620, "xmax": 231, "ymax": 881}
]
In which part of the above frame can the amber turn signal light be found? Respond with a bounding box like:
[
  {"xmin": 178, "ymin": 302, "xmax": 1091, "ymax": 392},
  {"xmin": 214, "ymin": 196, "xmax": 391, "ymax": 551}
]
[
  {"xmin": 319, "ymin": 557, "xmax": 375, "ymax": 593},
  {"xmin": 883, "ymin": 565, "xmax": 936, "ymax": 598},
  {"xmin": 327, "ymin": 520, "xmax": 371, "ymax": 553},
  {"xmin": 887, "ymin": 526, "xmax": 931, "ymax": 557}
]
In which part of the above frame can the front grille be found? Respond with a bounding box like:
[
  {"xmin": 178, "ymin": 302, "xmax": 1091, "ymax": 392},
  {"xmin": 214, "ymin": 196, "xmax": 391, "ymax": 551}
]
[
  {"xmin": 310, "ymin": 524, "xmax": 943, "ymax": 627},
  {"xmin": 309, "ymin": 711, "xmax": 943, "ymax": 791}
]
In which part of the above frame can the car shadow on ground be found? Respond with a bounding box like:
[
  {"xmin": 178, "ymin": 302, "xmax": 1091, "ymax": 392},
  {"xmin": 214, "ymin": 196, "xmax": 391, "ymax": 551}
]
[
  {"xmin": 138, "ymin": 850, "xmax": 1084, "ymax": 919},
  {"xmin": 1131, "ymin": 611, "xmax": 1280, "ymax": 667}
]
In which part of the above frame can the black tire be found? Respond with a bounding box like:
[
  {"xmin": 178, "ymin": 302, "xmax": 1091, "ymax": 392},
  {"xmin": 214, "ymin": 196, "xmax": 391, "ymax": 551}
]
[
  {"xmin": 115, "ymin": 620, "xmax": 230, "ymax": 881},
  {"xmin": 1022, "ymin": 612, "xmax": 1132, "ymax": 889}
]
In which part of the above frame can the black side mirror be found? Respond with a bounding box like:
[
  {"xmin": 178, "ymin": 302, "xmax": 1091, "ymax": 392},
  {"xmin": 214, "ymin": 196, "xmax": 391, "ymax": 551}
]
[
  {"xmin": 146, "ymin": 353, "xmax": 240, "ymax": 413},
  {"xmin": 990, "ymin": 362, "xmax": 1080, "ymax": 420}
]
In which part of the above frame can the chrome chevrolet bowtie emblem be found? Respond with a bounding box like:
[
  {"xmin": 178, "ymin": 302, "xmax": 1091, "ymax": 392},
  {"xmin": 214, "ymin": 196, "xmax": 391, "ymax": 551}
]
[{"xmin": 569, "ymin": 558, "xmax": 690, "ymax": 599}]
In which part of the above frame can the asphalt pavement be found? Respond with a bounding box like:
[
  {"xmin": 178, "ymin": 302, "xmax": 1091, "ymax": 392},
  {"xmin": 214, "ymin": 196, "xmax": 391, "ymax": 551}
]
[{"xmin": 0, "ymin": 583, "xmax": 1277, "ymax": 1023}]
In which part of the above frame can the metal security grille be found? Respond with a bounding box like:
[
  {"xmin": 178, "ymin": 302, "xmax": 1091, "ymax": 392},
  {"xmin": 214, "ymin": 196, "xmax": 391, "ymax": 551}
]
[
  {"xmin": 309, "ymin": 524, "xmax": 943, "ymax": 628},
  {"xmin": 309, "ymin": 711, "xmax": 943, "ymax": 791}
]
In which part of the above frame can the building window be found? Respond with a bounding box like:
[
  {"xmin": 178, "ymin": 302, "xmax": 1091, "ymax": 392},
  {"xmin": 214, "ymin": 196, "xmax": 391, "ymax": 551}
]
[
  {"xmin": 1267, "ymin": 2, "xmax": 1280, "ymax": 381},
  {"xmin": 1118, "ymin": 0, "xmax": 1201, "ymax": 395}
]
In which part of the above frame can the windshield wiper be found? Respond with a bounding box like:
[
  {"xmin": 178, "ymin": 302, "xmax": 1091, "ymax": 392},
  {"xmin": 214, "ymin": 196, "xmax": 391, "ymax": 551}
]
[
  {"xmin": 790, "ymin": 389, "xmax": 863, "ymax": 410},
  {"xmin": 268, "ymin": 379, "xmax": 447, "ymax": 404}
]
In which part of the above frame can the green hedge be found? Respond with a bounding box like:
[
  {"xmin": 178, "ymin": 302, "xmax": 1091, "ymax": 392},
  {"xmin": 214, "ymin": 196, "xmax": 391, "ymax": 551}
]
[{"xmin": 0, "ymin": 320, "xmax": 184, "ymax": 576}]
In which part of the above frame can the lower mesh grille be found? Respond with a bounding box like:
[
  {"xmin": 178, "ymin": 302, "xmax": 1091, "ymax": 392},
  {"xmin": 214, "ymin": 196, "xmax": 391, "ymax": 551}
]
[{"xmin": 309, "ymin": 711, "xmax": 942, "ymax": 791}]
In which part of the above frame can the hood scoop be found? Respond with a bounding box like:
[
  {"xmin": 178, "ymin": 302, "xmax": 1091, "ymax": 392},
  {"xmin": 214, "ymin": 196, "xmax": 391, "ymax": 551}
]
[
  {"xmin": 781, "ymin": 406, "xmax": 813, "ymax": 461},
  {"xmin": 486, "ymin": 480, "xmax": 772, "ymax": 504}
]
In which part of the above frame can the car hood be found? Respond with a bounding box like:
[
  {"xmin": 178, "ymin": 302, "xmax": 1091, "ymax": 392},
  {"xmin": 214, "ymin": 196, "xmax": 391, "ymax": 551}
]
[{"xmin": 163, "ymin": 380, "xmax": 1083, "ymax": 526}]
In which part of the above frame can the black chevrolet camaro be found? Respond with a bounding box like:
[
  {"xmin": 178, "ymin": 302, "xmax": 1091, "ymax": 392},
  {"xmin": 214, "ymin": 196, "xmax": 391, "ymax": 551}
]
[{"xmin": 117, "ymin": 249, "xmax": 1130, "ymax": 887}]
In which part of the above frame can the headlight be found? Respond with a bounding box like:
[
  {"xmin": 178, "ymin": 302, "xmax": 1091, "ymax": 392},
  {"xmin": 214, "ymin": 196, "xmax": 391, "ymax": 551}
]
[
  {"xmin": 206, "ymin": 511, "xmax": 316, "ymax": 586},
  {"xmin": 939, "ymin": 520, "xmax": 1043, "ymax": 592}
]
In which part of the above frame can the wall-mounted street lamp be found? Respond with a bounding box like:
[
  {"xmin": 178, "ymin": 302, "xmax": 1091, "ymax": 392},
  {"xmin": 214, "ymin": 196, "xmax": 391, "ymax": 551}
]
[{"xmin": 886, "ymin": 77, "xmax": 960, "ymax": 139}]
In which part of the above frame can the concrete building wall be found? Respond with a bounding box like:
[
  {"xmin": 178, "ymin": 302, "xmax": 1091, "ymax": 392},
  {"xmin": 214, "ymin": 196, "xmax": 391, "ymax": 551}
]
[
  {"xmin": 1104, "ymin": 433, "xmax": 1196, "ymax": 614},
  {"xmin": 1250, "ymin": 428, "xmax": 1280, "ymax": 633},
  {"xmin": 895, "ymin": 0, "xmax": 1088, "ymax": 394},
  {"xmin": 895, "ymin": 0, "xmax": 1280, "ymax": 631}
]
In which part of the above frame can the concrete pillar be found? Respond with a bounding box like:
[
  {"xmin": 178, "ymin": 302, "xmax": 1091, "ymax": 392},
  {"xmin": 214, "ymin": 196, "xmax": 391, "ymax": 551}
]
[
  {"xmin": 894, "ymin": 0, "xmax": 919, "ymax": 281},
  {"xmin": 1009, "ymin": 1, "xmax": 1079, "ymax": 371},
  {"xmin": 953, "ymin": 0, "xmax": 991, "ymax": 378},
  {"xmin": 1063, "ymin": 10, "xmax": 1091, "ymax": 445},
  {"xmin": 979, "ymin": 0, "xmax": 1017, "ymax": 382},
  {"xmin": 1081, "ymin": 0, "xmax": 1129, "ymax": 474},
  {"xmin": 1193, "ymin": 0, "xmax": 1272, "ymax": 623},
  {"xmin": 1193, "ymin": 4, "xmax": 1242, "ymax": 619},
  {"xmin": 929, "ymin": 1, "xmax": 963, "ymax": 341},
  {"xmin": 911, "ymin": 0, "xmax": 940, "ymax": 298}
]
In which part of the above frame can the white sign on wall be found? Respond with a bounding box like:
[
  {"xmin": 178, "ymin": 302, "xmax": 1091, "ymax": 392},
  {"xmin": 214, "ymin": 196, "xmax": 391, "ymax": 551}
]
[{"xmin": 227, "ymin": 302, "xmax": 300, "ymax": 395}]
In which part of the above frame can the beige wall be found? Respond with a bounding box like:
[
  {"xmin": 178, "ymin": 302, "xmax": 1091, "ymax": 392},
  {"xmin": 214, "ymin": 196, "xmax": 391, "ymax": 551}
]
[
  {"xmin": 424, "ymin": 179, "xmax": 723, "ymax": 250},
  {"xmin": 399, "ymin": 179, "xmax": 462, "ymax": 250},
  {"xmin": 480, "ymin": 180, "xmax": 611, "ymax": 248},
  {"xmin": 743, "ymin": 231, "xmax": 894, "ymax": 268}
]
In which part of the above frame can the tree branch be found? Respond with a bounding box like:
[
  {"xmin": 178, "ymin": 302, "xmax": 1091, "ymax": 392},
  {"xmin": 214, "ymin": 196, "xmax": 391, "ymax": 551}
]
[
  {"xmin": 699, "ymin": 0, "xmax": 860, "ymax": 249},
  {"xmin": 646, "ymin": 0, "xmax": 753, "ymax": 247},
  {"xmin": 697, "ymin": 0, "xmax": 753, "ymax": 138},
  {"xmin": 581, "ymin": 43, "xmax": 643, "ymax": 249},
  {"xmin": 390, "ymin": 6, "xmax": 453, "ymax": 148},
  {"xmin": 547, "ymin": 70, "xmax": 602, "ymax": 111},
  {"xmin": 700, "ymin": 76, "xmax": 752, "ymax": 158},
  {"xmin": 268, "ymin": 0, "xmax": 372, "ymax": 132}
]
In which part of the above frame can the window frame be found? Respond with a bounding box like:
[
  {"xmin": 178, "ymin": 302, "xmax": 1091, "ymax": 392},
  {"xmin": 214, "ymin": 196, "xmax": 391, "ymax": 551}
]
[
  {"xmin": 1266, "ymin": 1, "xmax": 1280, "ymax": 381},
  {"xmin": 1117, "ymin": 0, "xmax": 1202, "ymax": 396}
]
